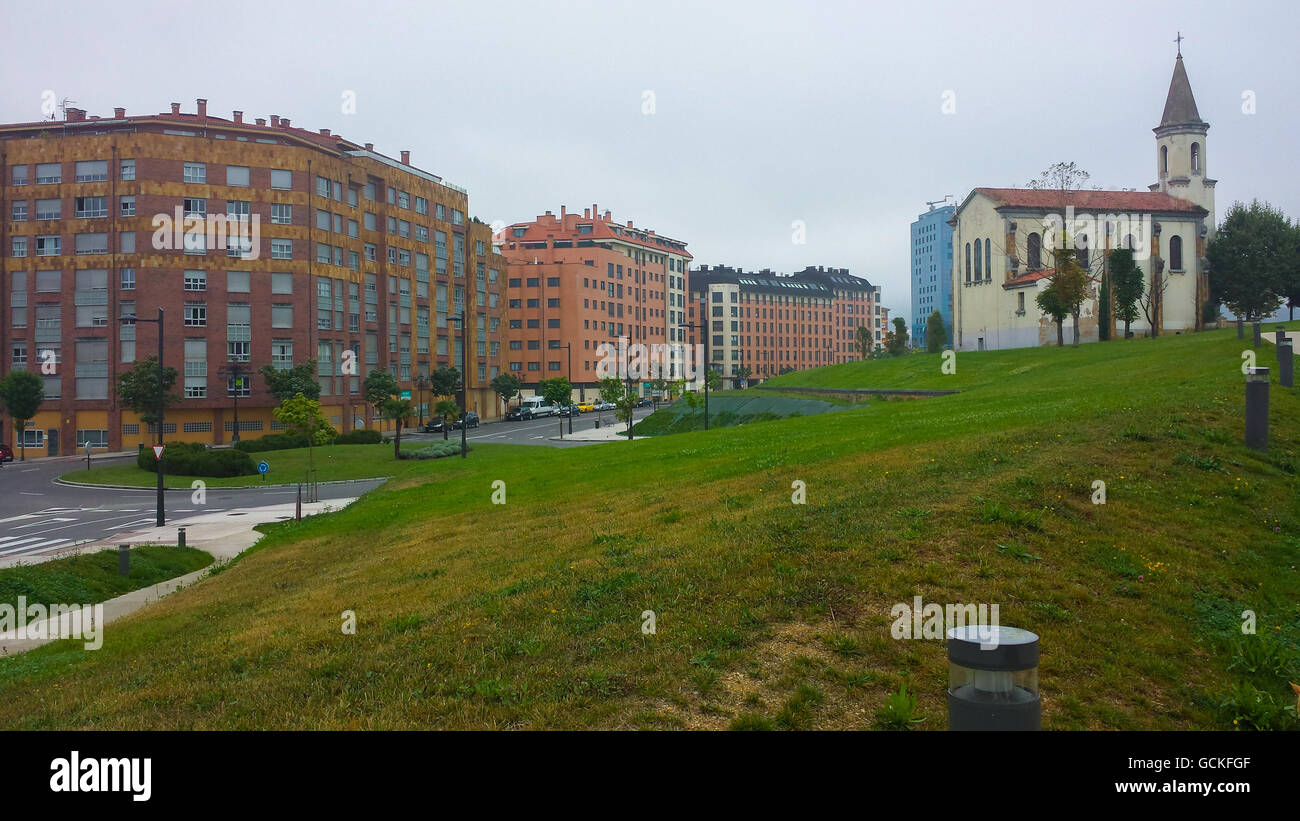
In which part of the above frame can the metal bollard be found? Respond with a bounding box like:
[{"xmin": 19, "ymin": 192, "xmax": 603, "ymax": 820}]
[
  {"xmin": 947, "ymin": 625, "xmax": 1040, "ymax": 730},
  {"xmin": 296, "ymin": 484, "xmax": 303, "ymax": 521},
  {"xmin": 1245, "ymin": 367, "xmax": 1269, "ymax": 451},
  {"xmin": 595, "ymin": 418, "xmax": 601, "ymax": 429},
  {"xmin": 177, "ymin": 526, "xmax": 186, "ymax": 548},
  {"xmin": 1237, "ymin": 318, "xmax": 1244, "ymax": 340},
  {"xmin": 1280, "ymin": 343, "xmax": 1294, "ymax": 388},
  {"xmin": 1277, "ymin": 328, "xmax": 1287, "ymax": 361},
  {"xmin": 118, "ymin": 544, "xmax": 130, "ymax": 577},
  {"xmin": 1253, "ymin": 321, "xmax": 1262, "ymax": 347}
]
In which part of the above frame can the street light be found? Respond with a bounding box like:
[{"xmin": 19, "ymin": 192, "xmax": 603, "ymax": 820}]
[
  {"xmin": 120, "ymin": 308, "xmax": 166, "ymax": 527},
  {"xmin": 449, "ymin": 313, "xmax": 468, "ymax": 458},
  {"xmin": 561, "ymin": 342, "xmax": 573, "ymax": 436},
  {"xmin": 217, "ymin": 361, "xmax": 249, "ymax": 443},
  {"xmin": 415, "ymin": 374, "xmax": 429, "ymax": 427},
  {"xmin": 677, "ymin": 320, "xmax": 710, "ymax": 430}
]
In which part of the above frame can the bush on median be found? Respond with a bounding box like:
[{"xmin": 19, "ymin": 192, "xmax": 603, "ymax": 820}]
[{"xmin": 138, "ymin": 441, "xmax": 257, "ymax": 477}]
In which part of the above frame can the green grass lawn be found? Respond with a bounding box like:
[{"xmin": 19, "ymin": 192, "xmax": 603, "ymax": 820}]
[
  {"xmin": 64, "ymin": 441, "xmax": 448, "ymax": 488},
  {"xmin": 0, "ymin": 546, "xmax": 213, "ymax": 613},
  {"xmin": 6, "ymin": 326, "xmax": 1299, "ymax": 730}
]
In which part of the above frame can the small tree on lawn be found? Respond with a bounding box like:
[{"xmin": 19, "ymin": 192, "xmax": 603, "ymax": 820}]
[
  {"xmin": 117, "ymin": 355, "xmax": 181, "ymax": 431},
  {"xmin": 1208, "ymin": 200, "xmax": 1297, "ymax": 325},
  {"xmin": 598, "ymin": 376, "xmax": 636, "ymax": 439},
  {"xmin": 1037, "ymin": 244, "xmax": 1090, "ymax": 346},
  {"xmin": 884, "ymin": 317, "xmax": 909, "ymax": 355},
  {"xmin": 433, "ymin": 399, "xmax": 460, "ymax": 440},
  {"xmin": 0, "ymin": 370, "xmax": 44, "ymax": 462},
  {"xmin": 854, "ymin": 325, "xmax": 873, "ymax": 359},
  {"xmin": 380, "ymin": 398, "xmax": 414, "ymax": 459},
  {"xmin": 490, "ymin": 372, "xmax": 521, "ymax": 413},
  {"xmin": 260, "ymin": 359, "xmax": 321, "ymax": 401},
  {"xmin": 1109, "ymin": 248, "xmax": 1144, "ymax": 339},
  {"xmin": 273, "ymin": 392, "xmax": 333, "ymax": 476},
  {"xmin": 363, "ymin": 368, "xmax": 399, "ymax": 433},
  {"xmin": 925, "ymin": 310, "xmax": 947, "ymax": 353}
]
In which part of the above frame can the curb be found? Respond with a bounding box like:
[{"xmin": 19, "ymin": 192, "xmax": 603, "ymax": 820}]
[{"xmin": 53, "ymin": 476, "xmax": 390, "ymax": 491}]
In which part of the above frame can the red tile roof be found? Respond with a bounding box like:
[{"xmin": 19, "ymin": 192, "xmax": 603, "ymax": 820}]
[
  {"xmin": 976, "ymin": 187, "xmax": 1204, "ymax": 213},
  {"xmin": 1002, "ymin": 269, "xmax": 1053, "ymax": 288}
]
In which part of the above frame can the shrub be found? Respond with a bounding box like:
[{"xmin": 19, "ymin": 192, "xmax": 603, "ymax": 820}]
[
  {"xmin": 234, "ymin": 431, "xmax": 313, "ymax": 453},
  {"xmin": 138, "ymin": 442, "xmax": 257, "ymax": 477},
  {"xmin": 400, "ymin": 441, "xmax": 462, "ymax": 460},
  {"xmin": 334, "ymin": 429, "xmax": 383, "ymax": 445}
]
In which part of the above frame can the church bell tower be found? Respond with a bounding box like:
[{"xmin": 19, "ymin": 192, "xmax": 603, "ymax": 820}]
[{"xmin": 1151, "ymin": 35, "xmax": 1216, "ymax": 237}]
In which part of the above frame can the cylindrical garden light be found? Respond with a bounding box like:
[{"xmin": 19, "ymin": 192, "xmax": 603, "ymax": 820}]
[{"xmin": 947, "ymin": 625, "xmax": 1040, "ymax": 731}]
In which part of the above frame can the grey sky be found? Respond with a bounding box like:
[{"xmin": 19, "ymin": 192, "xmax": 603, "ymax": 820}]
[{"xmin": 3, "ymin": 0, "xmax": 1296, "ymax": 324}]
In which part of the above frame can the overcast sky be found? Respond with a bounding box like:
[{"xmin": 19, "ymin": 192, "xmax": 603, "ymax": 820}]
[{"xmin": 3, "ymin": 0, "xmax": 1296, "ymax": 322}]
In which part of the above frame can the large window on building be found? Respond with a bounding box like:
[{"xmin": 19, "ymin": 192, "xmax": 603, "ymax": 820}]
[{"xmin": 1169, "ymin": 235, "xmax": 1184, "ymax": 272}]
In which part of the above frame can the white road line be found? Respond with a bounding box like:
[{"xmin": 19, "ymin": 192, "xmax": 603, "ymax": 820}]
[
  {"xmin": 1, "ymin": 538, "xmax": 71, "ymax": 556},
  {"xmin": 18, "ymin": 491, "xmax": 44, "ymax": 496},
  {"xmin": 7, "ymin": 511, "xmax": 170, "ymax": 540},
  {"xmin": 0, "ymin": 537, "xmax": 43, "ymax": 552},
  {"xmin": 11, "ymin": 517, "xmax": 76, "ymax": 530}
]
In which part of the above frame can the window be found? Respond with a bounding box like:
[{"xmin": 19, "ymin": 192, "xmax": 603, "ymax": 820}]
[
  {"xmin": 271, "ymin": 203, "xmax": 292, "ymax": 225},
  {"xmin": 272, "ymin": 339, "xmax": 293, "ymax": 370},
  {"xmin": 12, "ymin": 237, "xmax": 27, "ymax": 257},
  {"xmin": 120, "ymin": 195, "xmax": 136, "ymax": 217},
  {"xmin": 184, "ymin": 270, "xmax": 207, "ymax": 291},
  {"xmin": 75, "ymin": 339, "xmax": 109, "ymax": 398},
  {"xmin": 316, "ymin": 209, "xmax": 331, "ymax": 231},
  {"xmin": 75, "ymin": 233, "xmax": 108, "ymax": 254},
  {"xmin": 120, "ymin": 232, "xmax": 135, "ymax": 253},
  {"xmin": 1191, "ymin": 143, "xmax": 1201, "ymax": 175},
  {"xmin": 184, "ymin": 162, "xmax": 207, "ymax": 184},
  {"xmin": 271, "ymin": 304, "xmax": 293, "ymax": 328},
  {"xmin": 185, "ymin": 302, "xmax": 207, "ymax": 326},
  {"xmin": 12, "ymin": 165, "xmax": 28, "ymax": 185},
  {"xmin": 184, "ymin": 197, "xmax": 206, "ymax": 218},
  {"xmin": 36, "ymin": 198, "xmax": 61, "ymax": 220},
  {"xmin": 227, "ymin": 200, "xmax": 251, "ymax": 221},
  {"xmin": 227, "ymin": 271, "xmax": 250, "ymax": 292},
  {"xmin": 317, "ymin": 176, "xmax": 330, "ymax": 197},
  {"xmin": 75, "ymin": 160, "xmax": 108, "ymax": 182},
  {"xmin": 1026, "ymin": 232, "xmax": 1042, "ymax": 269},
  {"xmin": 985, "ymin": 239, "xmax": 991, "ymax": 280},
  {"xmin": 184, "ymin": 338, "xmax": 207, "ymax": 397},
  {"xmin": 271, "ymin": 239, "xmax": 292, "ymax": 259},
  {"xmin": 226, "ymin": 166, "xmax": 250, "ymax": 186},
  {"xmin": 271, "ymin": 169, "xmax": 292, "ymax": 189},
  {"xmin": 35, "ymin": 163, "xmax": 61, "ymax": 184},
  {"xmin": 1169, "ymin": 235, "xmax": 1184, "ymax": 271},
  {"xmin": 271, "ymin": 272, "xmax": 293, "ymax": 294},
  {"xmin": 964, "ymin": 242, "xmax": 971, "ymax": 282},
  {"xmin": 120, "ymin": 159, "xmax": 135, "ymax": 180},
  {"xmin": 120, "ymin": 268, "xmax": 136, "ymax": 289},
  {"xmin": 11, "ymin": 201, "xmax": 26, "ymax": 221},
  {"xmin": 973, "ymin": 239, "xmax": 982, "ymax": 279},
  {"xmin": 1160, "ymin": 145, "xmax": 1168, "ymax": 176}
]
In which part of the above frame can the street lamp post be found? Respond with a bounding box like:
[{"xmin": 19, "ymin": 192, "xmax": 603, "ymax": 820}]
[
  {"xmin": 121, "ymin": 308, "xmax": 166, "ymax": 527},
  {"xmin": 561, "ymin": 342, "xmax": 573, "ymax": 436},
  {"xmin": 217, "ymin": 361, "xmax": 248, "ymax": 443},
  {"xmin": 678, "ymin": 320, "xmax": 710, "ymax": 430},
  {"xmin": 450, "ymin": 313, "xmax": 468, "ymax": 458},
  {"xmin": 415, "ymin": 375, "xmax": 428, "ymax": 427}
]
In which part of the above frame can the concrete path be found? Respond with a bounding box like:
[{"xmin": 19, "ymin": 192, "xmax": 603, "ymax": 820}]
[
  {"xmin": 551, "ymin": 424, "xmax": 644, "ymax": 442},
  {"xmin": 0, "ymin": 497, "xmax": 355, "ymax": 655}
]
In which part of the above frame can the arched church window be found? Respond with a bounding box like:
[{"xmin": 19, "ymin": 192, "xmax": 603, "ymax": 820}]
[
  {"xmin": 965, "ymin": 243, "xmax": 971, "ymax": 282},
  {"xmin": 1161, "ymin": 145, "xmax": 1168, "ymax": 176},
  {"xmin": 1191, "ymin": 143, "xmax": 1200, "ymax": 175},
  {"xmin": 1027, "ymin": 232, "xmax": 1042, "ymax": 269},
  {"xmin": 985, "ymin": 239, "xmax": 992, "ymax": 280},
  {"xmin": 974, "ymin": 239, "xmax": 982, "ymax": 279},
  {"xmin": 1170, "ymin": 235, "xmax": 1184, "ymax": 271}
]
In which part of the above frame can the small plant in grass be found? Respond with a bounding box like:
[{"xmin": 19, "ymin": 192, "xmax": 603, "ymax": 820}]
[
  {"xmin": 996, "ymin": 541, "xmax": 1041, "ymax": 563},
  {"xmin": 730, "ymin": 713, "xmax": 776, "ymax": 731},
  {"xmin": 1226, "ymin": 634, "xmax": 1298, "ymax": 682},
  {"xmin": 774, "ymin": 683, "xmax": 824, "ymax": 730},
  {"xmin": 1175, "ymin": 451, "xmax": 1223, "ymax": 472},
  {"xmin": 875, "ymin": 682, "xmax": 926, "ymax": 730},
  {"xmin": 823, "ymin": 633, "xmax": 863, "ymax": 658},
  {"xmin": 1217, "ymin": 681, "xmax": 1297, "ymax": 730}
]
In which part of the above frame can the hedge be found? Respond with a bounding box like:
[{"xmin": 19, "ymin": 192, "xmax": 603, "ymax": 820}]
[
  {"xmin": 138, "ymin": 442, "xmax": 257, "ymax": 477},
  {"xmin": 400, "ymin": 441, "xmax": 462, "ymax": 460},
  {"xmin": 234, "ymin": 431, "xmax": 313, "ymax": 453},
  {"xmin": 334, "ymin": 429, "xmax": 384, "ymax": 445}
]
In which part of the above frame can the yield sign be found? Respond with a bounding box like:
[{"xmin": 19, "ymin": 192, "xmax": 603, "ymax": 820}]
[{"xmin": 153, "ymin": 445, "xmax": 164, "ymax": 459}]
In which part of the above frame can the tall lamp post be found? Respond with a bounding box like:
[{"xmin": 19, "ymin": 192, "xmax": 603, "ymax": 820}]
[
  {"xmin": 415, "ymin": 375, "xmax": 429, "ymax": 427},
  {"xmin": 217, "ymin": 361, "xmax": 249, "ymax": 443},
  {"xmin": 678, "ymin": 320, "xmax": 710, "ymax": 430},
  {"xmin": 561, "ymin": 342, "xmax": 573, "ymax": 436},
  {"xmin": 450, "ymin": 313, "xmax": 468, "ymax": 458},
  {"xmin": 121, "ymin": 308, "xmax": 166, "ymax": 527}
]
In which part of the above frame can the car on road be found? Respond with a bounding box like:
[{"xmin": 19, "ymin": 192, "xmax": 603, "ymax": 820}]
[
  {"xmin": 558, "ymin": 404, "xmax": 581, "ymax": 418},
  {"xmin": 636, "ymin": 397, "xmax": 654, "ymax": 408},
  {"xmin": 450, "ymin": 411, "xmax": 480, "ymax": 430},
  {"xmin": 504, "ymin": 407, "xmax": 524, "ymax": 421},
  {"xmin": 0, "ymin": 442, "xmax": 12, "ymax": 462},
  {"xmin": 423, "ymin": 418, "xmax": 446, "ymax": 433},
  {"xmin": 594, "ymin": 401, "xmax": 616, "ymax": 411},
  {"xmin": 577, "ymin": 402, "xmax": 595, "ymax": 413}
]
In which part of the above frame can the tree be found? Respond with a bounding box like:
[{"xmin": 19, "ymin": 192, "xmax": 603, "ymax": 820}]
[
  {"xmin": 1026, "ymin": 161, "xmax": 1090, "ymax": 195},
  {"xmin": 490, "ymin": 372, "xmax": 522, "ymax": 411},
  {"xmin": 0, "ymin": 370, "xmax": 44, "ymax": 462},
  {"xmin": 380, "ymin": 398, "xmax": 414, "ymax": 459},
  {"xmin": 430, "ymin": 365, "xmax": 461, "ymax": 399},
  {"xmin": 598, "ymin": 376, "xmax": 637, "ymax": 439},
  {"xmin": 1109, "ymin": 248, "xmax": 1144, "ymax": 339},
  {"xmin": 273, "ymin": 392, "xmax": 333, "ymax": 478},
  {"xmin": 260, "ymin": 359, "xmax": 320, "ymax": 402},
  {"xmin": 116, "ymin": 356, "xmax": 180, "ymax": 427},
  {"xmin": 884, "ymin": 317, "xmax": 909, "ymax": 355},
  {"xmin": 433, "ymin": 399, "xmax": 460, "ymax": 441},
  {"xmin": 363, "ymin": 368, "xmax": 399, "ymax": 433},
  {"xmin": 537, "ymin": 376, "xmax": 573, "ymax": 409},
  {"xmin": 854, "ymin": 325, "xmax": 873, "ymax": 359},
  {"xmin": 925, "ymin": 310, "xmax": 947, "ymax": 353},
  {"xmin": 733, "ymin": 365, "xmax": 752, "ymax": 388},
  {"xmin": 1208, "ymin": 200, "xmax": 1297, "ymax": 324},
  {"xmin": 1036, "ymin": 244, "xmax": 1090, "ymax": 346},
  {"xmin": 649, "ymin": 377, "xmax": 668, "ymax": 409}
]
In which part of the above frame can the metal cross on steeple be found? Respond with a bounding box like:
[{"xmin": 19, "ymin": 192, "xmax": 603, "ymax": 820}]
[{"xmin": 1175, "ymin": 31, "xmax": 1184, "ymax": 58}]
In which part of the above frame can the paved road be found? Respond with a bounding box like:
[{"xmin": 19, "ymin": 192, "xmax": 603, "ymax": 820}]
[
  {"xmin": 0, "ymin": 455, "xmax": 382, "ymax": 559},
  {"xmin": 0, "ymin": 408, "xmax": 660, "ymax": 558}
]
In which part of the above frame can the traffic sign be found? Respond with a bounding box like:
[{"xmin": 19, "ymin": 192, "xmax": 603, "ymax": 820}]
[
  {"xmin": 257, "ymin": 461, "xmax": 270, "ymax": 475},
  {"xmin": 400, "ymin": 390, "xmax": 412, "ymax": 400},
  {"xmin": 152, "ymin": 445, "xmax": 164, "ymax": 459}
]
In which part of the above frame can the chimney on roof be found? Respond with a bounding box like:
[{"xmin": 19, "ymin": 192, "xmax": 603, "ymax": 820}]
[
  {"xmin": 583, "ymin": 208, "xmax": 591, "ymax": 219},
  {"xmin": 544, "ymin": 210, "xmax": 553, "ymax": 216},
  {"xmin": 270, "ymin": 115, "xmax": 280, "ymax": 126},
  {"xmin": 320, "ymin": 128, "xmax": 330, "ymax": 136},
  {"xmin": 626, "ymin": 220, "xmax": 633, "ymax": 228},
  {"xmin": 592, "ymin": 203, "xmax": 599, "ymax": 219},
  {"xmin": 560, "ymin": 205, "xmax": 566, "ymax": 218},
  {"xmin": 255, "ymin": 117, "xmax": 266, "ymax": 126},
  {"xmin": 196, "ymin": 98, "xmax": 207, "ymax": 117},
  {"xmin": 365, "ymin": 142, "xmax": 373, "ymax": 151},
  {"xmin": 604, "ymin": 211, "xmax": 612, "ymax": 220},
  {"xmin": 170, "ymin": 102, "xmax": 181, "ymax": 115},
  {"xmin": 280, "ymin": 117, "xmax": 290, "ymax": 127},
  {"xmin": 65, "ymin": 107, "xmax": 86, "ymax": 122},
  {"xmin": 113, "ymin": 107, "xmax": 125, "ymax": 119},
  {"xmin": 400, "ymin": 150, "xmax": 410, "ymax": 165},
  {"xmin": 232, "ymin": 110, "xmax": 243, "ymax": 123}
]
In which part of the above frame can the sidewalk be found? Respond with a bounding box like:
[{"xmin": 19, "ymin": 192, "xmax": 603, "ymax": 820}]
[
  {"xmin": 551, "ymin": 422, "xmax": 644, "ymax": 442},
  {"xmin": 0, "ymin": 496, "xmax": 356, "ymax": 655}
]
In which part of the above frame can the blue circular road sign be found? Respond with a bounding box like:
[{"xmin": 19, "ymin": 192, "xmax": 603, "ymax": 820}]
[{"xmin": 257, "ymin": 461, "xmax": 270, "ymax": 475}]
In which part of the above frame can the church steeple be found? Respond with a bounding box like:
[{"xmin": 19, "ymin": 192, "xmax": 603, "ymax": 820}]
[
  {"xmin": 1158, "ymin": 51, "xmax": 1205, "ymax": 129},
  {"xmin": 1150, "ymin": 39, "xmax": 1216, "ymax": 236}
]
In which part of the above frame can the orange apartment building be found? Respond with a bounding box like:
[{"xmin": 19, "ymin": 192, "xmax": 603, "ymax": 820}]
[
  {"xmin": 0, "ymin": 99, "xmax": 505, "ymax": 456},
  {"xmin": 686, "ymin": 265, "xmax": 886, "ymax": 387},
  {"xmin": 498, "ymin": 205, "xmax": 691, "ymax": 399}
]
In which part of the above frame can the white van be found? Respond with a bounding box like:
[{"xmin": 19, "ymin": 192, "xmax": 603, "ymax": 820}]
[{"xmin": 519, "ymin": 396, "xmax": 553, "ymax": 418}]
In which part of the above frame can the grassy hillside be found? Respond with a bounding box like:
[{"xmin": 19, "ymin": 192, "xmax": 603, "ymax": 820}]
[{"xmin": 2, "ymin": 327, "xmax": 1297, "ymax": 730}]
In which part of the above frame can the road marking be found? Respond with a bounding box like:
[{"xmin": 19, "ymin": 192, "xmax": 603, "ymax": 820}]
[
  {"xmin": 18, "ymin": 491, "xmax": 45, "ymax": 496},
  {"xmin": 0, "ymin": 538, "xmax": 72, "ymax": 556},
  {"xmin": 0, "ymin": 537, "xmax": 43, "ymax": 553}
]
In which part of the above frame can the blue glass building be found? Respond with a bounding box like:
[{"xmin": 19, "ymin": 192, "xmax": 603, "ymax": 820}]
[{"xmin": 910, "ymin": 203, "xmax": 954, "ymax": 349}]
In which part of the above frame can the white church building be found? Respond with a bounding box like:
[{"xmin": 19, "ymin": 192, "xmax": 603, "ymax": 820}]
[{"xmin": 951, "ymin": 50, "xmax": 1216, "ymax": 351}]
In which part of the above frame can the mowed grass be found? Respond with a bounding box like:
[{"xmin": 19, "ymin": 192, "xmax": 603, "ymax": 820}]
[
  {"xmin": 3, "ymin": 327, "xmax": 1298, "ymax": 730},
  {"xmin": 0, "ymin": 546, "xmax": 212, "ymax": 612},
  {"xmin": 64, "ymin": 442, "xmax": 439, "ymax": 488}
]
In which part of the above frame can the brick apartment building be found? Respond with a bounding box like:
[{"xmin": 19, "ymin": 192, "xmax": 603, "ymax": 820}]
[
  {"xmin": 0, "ymin": 100, "xmax": 505, "ymax": 456},
  {"xmin": 686, "ymin": 265, "xmax": 886, "ymax": 388},
  {"xmin": 498, "ymin": 204, "xmax": 691, "ymax": 399}
]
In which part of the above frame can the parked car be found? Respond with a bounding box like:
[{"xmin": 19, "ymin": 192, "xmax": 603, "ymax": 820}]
[
  {"xmin": 0, "ymin": 442, "xmax": 12, "ymax": 463},
  {"xmin": 423, "ymin": 418, "xmax": 445, "ymax": 433},
  {"xmin": 595, "ymin": 401, "xmax": 616, "ymax": 411},
  {"xmin": 636, "ymin": 397, "xmax": 653, "ymax": 408},
  {"xmin": 577, "ymin": 402, "xmax": 596, "ymax": 413},
  {"xmin": 558, "ymin": 404, "xmax": 581, "ymax": 418},
  {"xmin": 451, "ymin": 411, "xmax": 480, "ymax": 430},
  {"xmin": 504, "ymin": 407, "xmax": 524, "ymax": 421}
]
